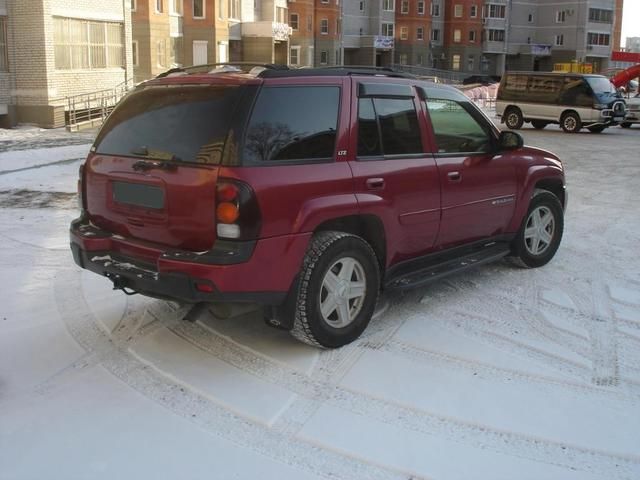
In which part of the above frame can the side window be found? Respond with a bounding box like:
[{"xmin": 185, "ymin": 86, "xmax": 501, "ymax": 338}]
[
  {"xmin": 560, "ymin": 77, "xmax": 593, "ymax": 107},
  {"xmin": 425, "ymin": 98, "xmax": 492, "ymax": 154},
  {"xmin": 357, "ymin": 97, "xmax": 423, "ymax": 157},
  {"xmin": 243, "ymin": 86, "xmax": 340, "ymax": 162}
]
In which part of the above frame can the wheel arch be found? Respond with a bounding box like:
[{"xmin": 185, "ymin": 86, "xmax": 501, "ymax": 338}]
[{"xmin": 313, "ymin": 215, "xmax": 387, "ymax": 272}]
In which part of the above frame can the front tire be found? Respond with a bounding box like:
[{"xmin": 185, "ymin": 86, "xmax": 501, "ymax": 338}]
[
  {"xmin": 291, "ymin": 231, "xmax": 380, "ymax": 348},
  {"xmin": 505, "ymin": 107, "xmax": 524, "ymax": 130},
  {"xmin": 561, "ymin": 112, "xmax": 581, "ymax": 133},
  {"xmin": 509, "ymin": 189, "xmax": 564, "ymax": 268}
]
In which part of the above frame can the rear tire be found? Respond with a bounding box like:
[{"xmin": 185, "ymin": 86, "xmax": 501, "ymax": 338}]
[
  {"xmin": 560, "ymin": 112, "xmax": 581, "ymax": 133},
  {"xmin": 505, "ymin": 107, "xmax": 524, "ymax": 130},
  {"xmin": 509, "ymin": 189, "xmax": 564, "ymax": 269},
  {"xmin": 290, "ymin": 231, "xmax": 380, "ymax": 348},
  {"xmin": 531, "ymin": 120, "xmax": 548, "ymax": 130}
]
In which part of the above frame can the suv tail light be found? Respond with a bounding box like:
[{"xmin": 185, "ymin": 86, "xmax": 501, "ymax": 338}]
[
  {"xmin": 77, "ymin": 164, "xmax": 85, "ymax": 211},
  {"xmin": 215, "ymin": 179, "xmax": 261, "ymax": 240}
]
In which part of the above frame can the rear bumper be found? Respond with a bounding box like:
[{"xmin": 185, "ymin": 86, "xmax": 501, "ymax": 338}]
[{"xmin": 70, "ymin": 216, "xmax": 311, "ymax": 305}]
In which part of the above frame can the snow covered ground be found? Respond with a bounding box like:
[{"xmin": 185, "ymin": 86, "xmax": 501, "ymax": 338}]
[{"xmin": 1, "ymin": 124, "xmax": 639, "ymax": 480}]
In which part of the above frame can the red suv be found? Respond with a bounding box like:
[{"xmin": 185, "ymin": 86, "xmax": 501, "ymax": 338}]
[{"xmin": 71, "ymin": 65, "xmax": 567, "ymax": 348}]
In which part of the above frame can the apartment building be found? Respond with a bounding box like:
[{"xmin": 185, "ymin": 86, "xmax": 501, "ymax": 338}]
[
  {"xmin": 442, "ymin": 0, "xmax": 484, "ymax": 73},
  {"xmin": 343, "ymin": 0, "xmax": 395, "ymax": 66},
  {"xmin": 0, "ymin": 0, "xmax": 133, "ymax": 128},
  {"xmin": 394, "ymin": 0, "xmax": 431, "ymax": 67},
  {"xmin": 288, "ymin": 0, "xmax": 314, "ymax": 67},
  {"xmin": 626, "ymin": 37, "xmax": 640, "ymax": 54}
]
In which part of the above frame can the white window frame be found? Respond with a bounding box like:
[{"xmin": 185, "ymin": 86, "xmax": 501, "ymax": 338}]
[
  {"xmin": 320, "ymin": 18, "xmax": 328, "ymax": 35},
  {"xmin": 452, "ymin": 54, "xmax": 460, "ymax": 71},
  {"xmin": 290, "ymin": 45, "xmax": 301, "ymax": 66},
  {"xmin": 417, "ymin": 1, "xmax": 425, "ymax": 15},
  {"xmin": 400, "ymin": 26, "xmax": 408, "ymax": 40},
  {"xmin": 416, "ymin": 26, "xmax": 424, "ymax": 41},
  {"xmin": 0, "ymin": 16, "xmax": 8, "ymax": 72},
  {"xmin": 131, "ymin": 0, "xmax": 137, "ymax": 12},
  {"xmin": 555, "ymin": 34, "xmax": 564, "ymax": 46},
  {"xmin": 453, "ymin": 29, "xmax": 461, "ymax": 43},
  {"xmin": 155, "ymin": 0, "xmax": 163, "ymax": 14},
  {"xmin": 382, "ymin": 23, "xmax": 394, "ymax": 37},
  {"xmin": 320, "ymin": 50, "xmax": 328, "ymax": 65},
  {"xmin": 193, "ymin": 0, "xmax": 205, "ymax": 19},
  {"xmin": 431, "ymin": 3, "xmax": 440, "ymax": 17},
  {"xmin": 290, "ymin": 13, "xmax": 299, "ymax": 31},
  {"xmin": 383, "ymin": 0, "xmax": 394, "ymax": 12},
  {"xmin": 469, "ymin": 30, "xmax": 476, "ymax": 43},
  {"xmin": 401, "ymin": 1, "xmax": 409, "ymax": 14},
  {"xmin": 467, "ymin": 55, "xmax": 474, "ymax": 71},
  {"xmin": 229, "ymin": 0, "xmax": 240, "ymax": 20},
  {"xmin": 454, "ymin": 4, "xmax": 463, "ymax": 18},
  {"xmin": 470, "ymin": 5, "xmax": 477, "ymax": 18},
  {"xmin": 556, "ymin": 10, "xmax": 566, "ymax": 23},
  {"xmin": 170, "ymin": 0, "xmax": 183, "ymax": 16}
]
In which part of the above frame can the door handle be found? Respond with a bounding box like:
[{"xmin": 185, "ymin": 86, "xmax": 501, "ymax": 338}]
[
  {"xmin": 447, "ymin": 171, "xmax": 462, "ymax": 183},
  {"xmin": 366, "ymin": 178, "xmax": 385, "ymax": 190}
]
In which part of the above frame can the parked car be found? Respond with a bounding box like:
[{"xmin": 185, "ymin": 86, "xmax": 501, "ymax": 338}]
[
  {"xmin": 71, "ymin": 65, "xmax": 567, "ymax": 348},
  {"xmin": 496, "ymin": 71, "xmax": 626, "ymax": 133},
  {"xmin": 620, "ymin": 92, "xmax": 640, "ymax": 128}
]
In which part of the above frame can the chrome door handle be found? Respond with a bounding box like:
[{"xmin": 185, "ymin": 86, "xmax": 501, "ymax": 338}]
[
  {"xmin": 447, "ymin": 171, "xmax": 462, "ymax": 182},
  {"xmin": 366, "ymin": 178, "xmax": 385, "ymax": 190}
]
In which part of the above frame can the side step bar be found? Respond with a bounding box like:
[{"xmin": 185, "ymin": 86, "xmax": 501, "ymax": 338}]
[{"xmin": 385, "ymin": 243, "xmax": 511, "ymax": 291}]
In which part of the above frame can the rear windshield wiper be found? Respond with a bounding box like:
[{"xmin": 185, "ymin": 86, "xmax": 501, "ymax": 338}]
[{"xmin": 130, "ymin": 146, "xmax": 181, "ymax": 171}]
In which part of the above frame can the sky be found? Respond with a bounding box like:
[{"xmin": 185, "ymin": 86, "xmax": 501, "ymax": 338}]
[{"xmin": 622, "ymin": 0, "xmax": 640, "ymax": 46}]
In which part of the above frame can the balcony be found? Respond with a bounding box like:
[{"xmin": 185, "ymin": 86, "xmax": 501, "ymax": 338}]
[
  {"xmin": 242, "ymin": 22, "xmax": 292, "ymax": 41},
  {"xmin": 483, "ymin": 40, "xmax": 506, "ymax": 54},
  {"xmin": 343, "ymin": 35, "xmax": 395, "ymax": 50},
  {"xmin": 169, "ymin": 14, "xmax": 183, "ymax": 37},
  {"xmin": 585, "ymin": 44, "xmax": 612, "ymax": 58}
]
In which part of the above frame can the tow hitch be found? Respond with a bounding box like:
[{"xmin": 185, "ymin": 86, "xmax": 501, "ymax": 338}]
[{"xmin": 105, "ymin": 272, "xmax": 138, "ymax": 296}]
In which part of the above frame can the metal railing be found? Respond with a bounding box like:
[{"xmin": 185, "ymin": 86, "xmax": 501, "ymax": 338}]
[{"xmin": 64, "ymin": 78, "xmax": 135, "ymax": 130}]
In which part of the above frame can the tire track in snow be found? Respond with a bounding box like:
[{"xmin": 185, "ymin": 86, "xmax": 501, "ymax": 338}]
[
  {"xmin": 53, "ymin": 268, "xmax": 418, "ymax": 480},
  {"xmin": 168, "ymin": 304, "xmax": 640, "ymax": 479}
]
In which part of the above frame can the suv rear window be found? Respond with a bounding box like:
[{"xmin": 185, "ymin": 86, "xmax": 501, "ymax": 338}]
[
  {"xmin": 94, "ymin": 85, "xmax": 243, "ymax": 164},
  {"xmin": 242, "ymin": 86, "xmax": 340, "ymax": 163}
]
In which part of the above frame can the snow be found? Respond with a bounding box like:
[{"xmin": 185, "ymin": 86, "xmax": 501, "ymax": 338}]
[{"xmin": 1, "ymin": 123, "xmax": 639, "ymax": 480}]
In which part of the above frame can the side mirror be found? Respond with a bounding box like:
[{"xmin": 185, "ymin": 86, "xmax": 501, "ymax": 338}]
[{"xmin": 498, "ymin": 130, "xmax": 523, "ymax": 151}]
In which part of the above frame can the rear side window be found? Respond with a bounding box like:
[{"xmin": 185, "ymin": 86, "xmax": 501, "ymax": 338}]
[
  {"xmin": 425, "ymin": 98, "xmax": 492, "ymax": 154},
  {"xmin": 560, "ymin": 77, "xmax": 593, "ymax": 107},
  {"xmin": 94, "ymin": 85, "xmax": 243, "ymax": 164},
  {"xmin": 243, "ymin": 86, "xmax": 340, "ymax": 163},
  {"xmin": 357, "ymin": 97, "xmax": 423, "ymax": 157}
]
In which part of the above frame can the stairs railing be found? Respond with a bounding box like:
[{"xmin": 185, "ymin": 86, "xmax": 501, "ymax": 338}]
[{"xmin": 64, "ymin": 78, "xmax": 135, "ymax": 130}]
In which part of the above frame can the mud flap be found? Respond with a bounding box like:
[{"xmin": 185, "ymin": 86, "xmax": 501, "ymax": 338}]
[{"xmin": 263, "ymin": 276, "xmax": 299, "ymax": 331}]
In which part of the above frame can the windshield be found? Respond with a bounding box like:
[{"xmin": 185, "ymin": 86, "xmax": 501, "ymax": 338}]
[
  {"xmin": 94, "ymin": 85, "xmax": 243, "ymax": 164},
  {"xmin": 586, "ymin": 77, "xmax": 616, "ymax": 95}
]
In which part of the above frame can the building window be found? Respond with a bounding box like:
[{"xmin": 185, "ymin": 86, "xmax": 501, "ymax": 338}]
[
  {"xmin": 400, "ymin": 26, "xmax": 408, "ymax": 40},
  {"xmin": 157, "ymin": 40, "xmax": 166, "ymax": 67},
  {"xmin": 229, "ymin": 0, "xmax": 240, "ymax": 20},
  {"xmin": 454, "ymin": 5, "xmax": 463, "ymax": 18},
  {"xmin": 481, "ymin": 56, "xmax": 489, "ymax": 72},
  {"xmin": 290, "ymin": 46, "xmax": 300, "ymax": 65},
  {"xmin": 132, "ymin": 40, "xmax": 139, "ymax": 66},
  {"xmin": 589, "ymin": 8, "xmax": 613, "ymax": 23},
  {"xmin": 193, "ymin": 0, "xmax": 205, "ymax": 18},
  {"xmin": 417, "ymin": 27, "xmax": 424, "ymax": 40},
  {"xmin": 469, "ymin": 30, "xmax": 476, "ymax": 43},
  {"xmin": 587, "ymin": 32, "xmax": 610, "ymax": 46},
  {"xmin": 467, "ymin": 55, "xmax": 474, "ymax": 71},
  {"xmin": 290, "ymin": 13, "xmax": 299, "ymax": 30},
  {"xmin": 452, "ymin": 54, "xmax": 460, "ymax": 71},
  {"xmin": 431, "ymin": 3, "xmax": 440, "ymax": 17},
  {"xmin": 470, "ymin": 5, "xmax": 477, "ymax": 17},
  {"xmin": 418, "ymin": 1, "xmax": 425, "ymax": 15},
  {"xmin": 53, "ymin": 17, "xmax": 124, "ymax": 70},
  {"xmin": 320, "ymin": 50, "xmax": 328, "ymax": 65},
  {"xmin": 359, "ymin": 1, "xmax": 365, "ymax": 12},
  {"xmin": 431, "ymin": 29, "xmax": 439, "ymax": 41},
  {"xmin": 487, "ymin": 29, "xmax": 505, "ymax": 42},
  {"xmin": 453, "ymin": 29, "xmax": 461, "ymax": 43},
  {"xmin": 170, "ymin": 0, "xmax": 183, "ymax": 15},
  {"xmin": 556, "ymin": 10, "xmax": 566, "ymax": 23},
  {"xmin": 276, "ymin": 7, "xmax": 286, "ymax": 24},
  {"xmin": 382, "ymin": 23, "xmax": 394, "ymax": 37},
  {"xmin": 555, "ymin": 34, "xmax": 564, "ymax": 46},
  {"xmin": 401, "ymin": 1, "xmax": 409, "ymax": 14},
  {"xmin": 155, "ymin": 0, "xmax": 163, "ymax": 13},
  {"xmin": 131, "ymin": 0, "xmax": 137, "ymax": 12},
  {"xmin": 0, "ymin": 16, "xmax": 7, "ymax": 72},
  {"xmin": 399, "ymin": 53, "xmax": 408, "ymax": 65},
  {"xmin": 383, "ymin": 0, "xmax": 394, "ymax": 11},
  {"xmin": 321, "ymin": 19, "xmax": 329, "ymax": 34},
  {"xmin": 528, "ymin": 13, "xmax": 533, "ymax": 23},
  {"xmin": 417, "ymin": 53, "xmax": 423, "ymax": 65},
  {"xmin": 487, "ymin": 4, "xmax": 506, "ymax": 19},
  {"xmin": 307, "ymin": 15, "xmax": 312, "ymax": 31},
  {"xmin": 218, "ymin": 0, "xmax": 225, "ymax": 19}
]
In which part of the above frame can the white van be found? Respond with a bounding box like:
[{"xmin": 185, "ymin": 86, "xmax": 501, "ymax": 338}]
[{"xmin": 496, "ymin": 72, "xmax": 626, "ymax": 133}]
